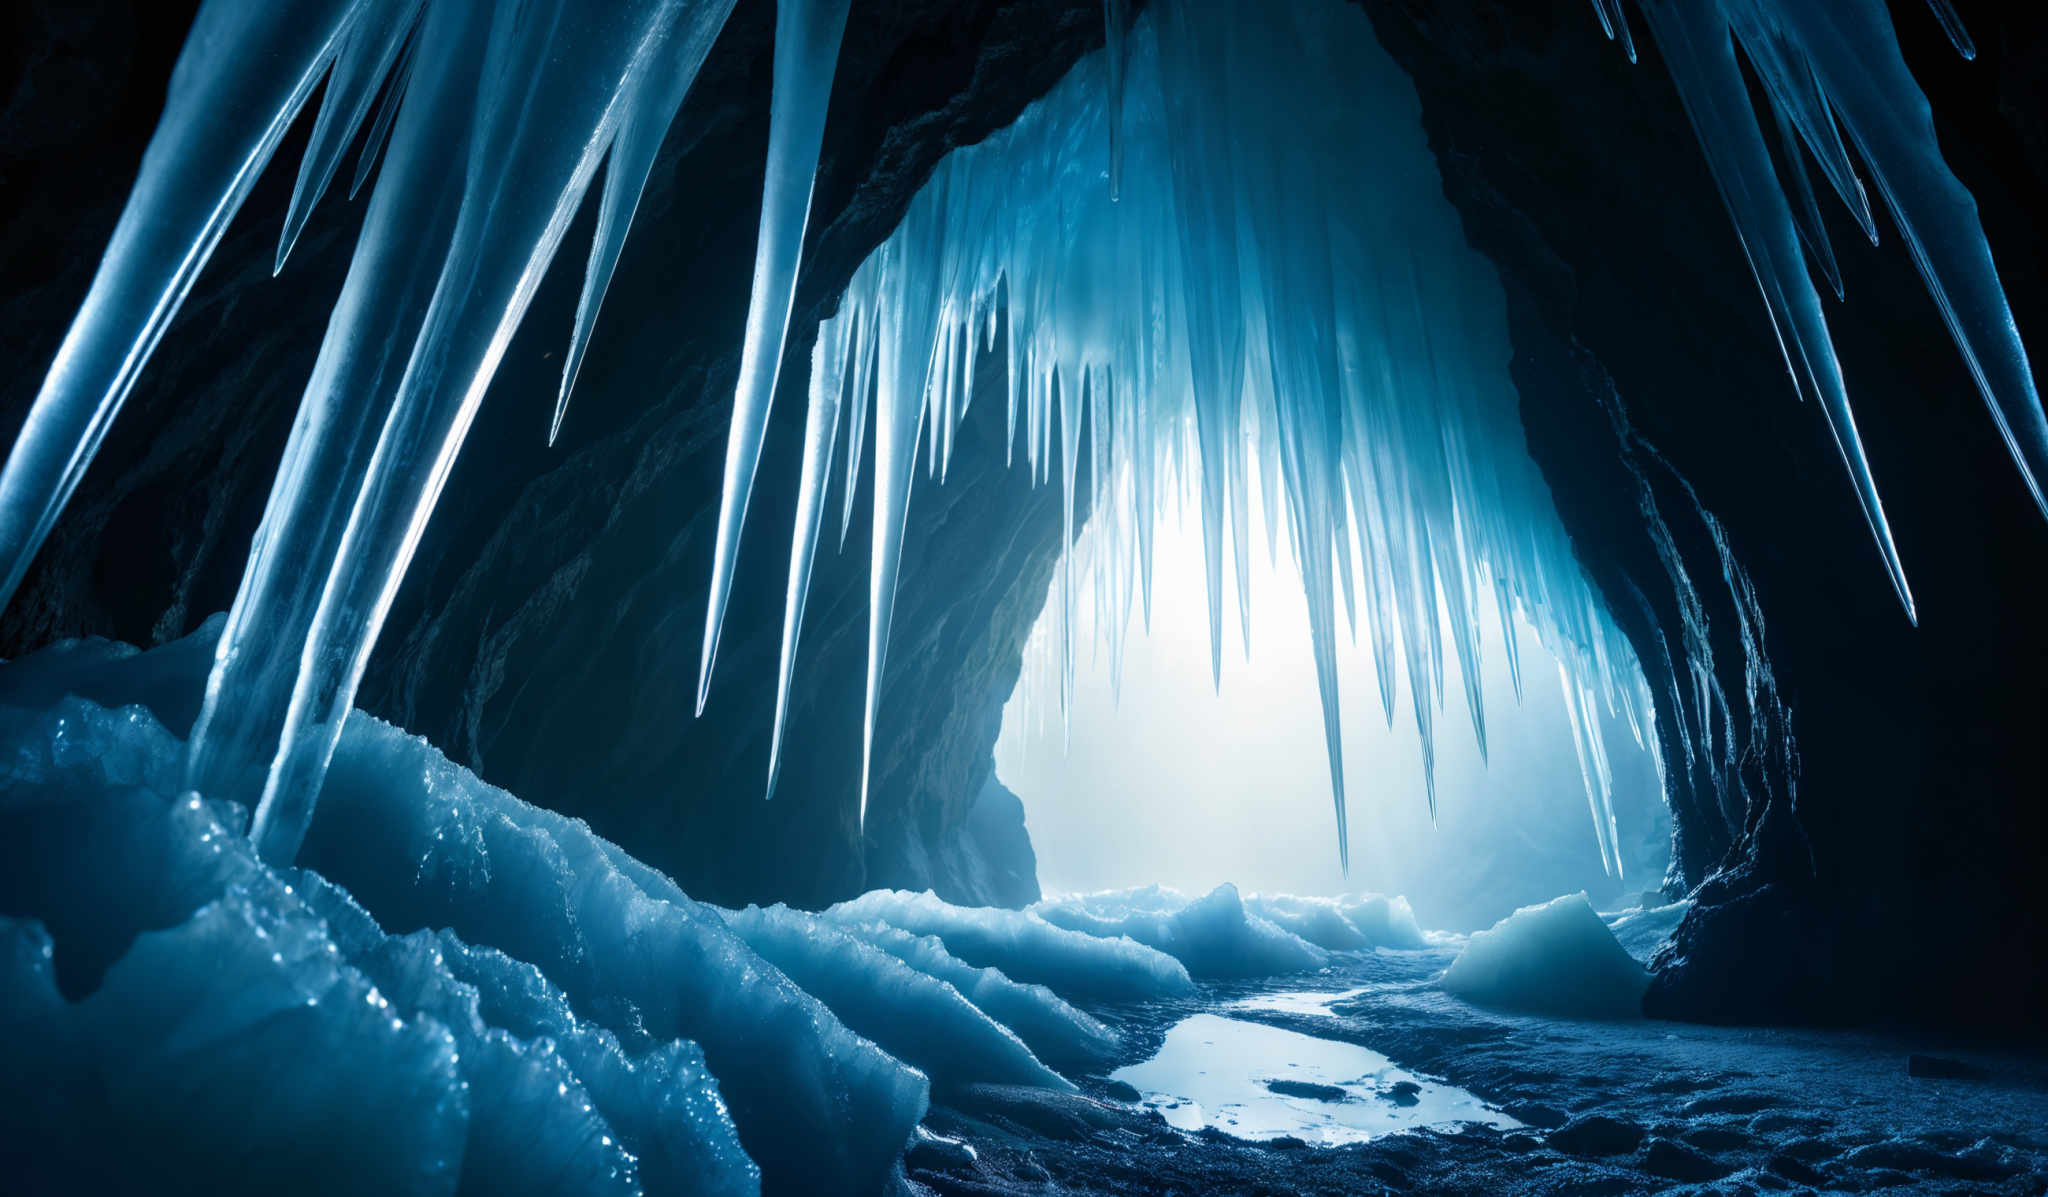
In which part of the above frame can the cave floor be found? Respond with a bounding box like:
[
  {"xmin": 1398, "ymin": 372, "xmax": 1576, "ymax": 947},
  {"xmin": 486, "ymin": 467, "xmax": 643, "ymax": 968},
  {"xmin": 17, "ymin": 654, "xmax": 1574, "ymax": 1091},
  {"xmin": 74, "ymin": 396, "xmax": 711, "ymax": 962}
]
[{"xmin": 912, "ymin": 945, "xmax": 2048, "ymax": 1196}]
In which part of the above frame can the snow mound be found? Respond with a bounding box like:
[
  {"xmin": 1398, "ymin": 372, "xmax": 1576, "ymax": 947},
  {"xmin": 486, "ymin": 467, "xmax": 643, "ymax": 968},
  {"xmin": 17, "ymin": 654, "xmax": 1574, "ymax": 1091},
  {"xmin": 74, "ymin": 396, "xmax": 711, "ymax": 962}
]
[
  {"xmin": 717, "ymin": 903, "xmax": 1069, "ymax": 1093},
  {"xmin": 824, "ymin": 889, "xmax": 1192, "ymax": 1001},
  {"xmin": 1244, "ymin": 892, "xmax": 1429, "ymax": 951},
  {"xmin": 1035, "ymin": 884, "xmax": 1329, "ymax": 978},
  {"xmin": 1442, "ymin": 893, "xmax": 1649, "ymax": 1019}
]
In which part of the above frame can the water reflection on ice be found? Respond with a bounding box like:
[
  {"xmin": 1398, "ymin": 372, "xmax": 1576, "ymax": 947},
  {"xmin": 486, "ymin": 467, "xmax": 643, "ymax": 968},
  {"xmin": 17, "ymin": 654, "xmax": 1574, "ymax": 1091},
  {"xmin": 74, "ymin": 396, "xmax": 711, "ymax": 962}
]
[{"xmin": 1112, "ymin": 1013, "xmax": 1516, "ymax": 1145}]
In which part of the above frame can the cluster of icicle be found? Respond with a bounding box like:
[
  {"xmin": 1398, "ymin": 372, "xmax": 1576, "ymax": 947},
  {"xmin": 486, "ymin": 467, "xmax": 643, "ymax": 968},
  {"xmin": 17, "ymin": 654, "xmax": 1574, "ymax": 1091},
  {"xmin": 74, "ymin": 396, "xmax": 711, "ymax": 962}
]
[
  {"xmin": 0, "ymin": 0, "xmax": 2038, "ymax": 880},
  {"xmin": 1589, "ymin": 0, "xmax": 2048, "ymax": 622},
  {"xmin": 0, "ymin": 0, "xmax": 842, "ymax": 866},
  {"xmin": 767, "ymin": 0, "xmax": 1657, "ymax": 877}
]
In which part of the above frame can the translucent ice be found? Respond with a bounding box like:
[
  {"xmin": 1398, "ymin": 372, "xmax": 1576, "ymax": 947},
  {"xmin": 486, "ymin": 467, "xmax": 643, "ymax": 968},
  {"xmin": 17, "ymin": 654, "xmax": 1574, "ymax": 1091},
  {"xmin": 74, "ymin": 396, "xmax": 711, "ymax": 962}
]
[{"xmin": 1441, "ymin": 892, "xmax": 1649, "ymax": 1019}]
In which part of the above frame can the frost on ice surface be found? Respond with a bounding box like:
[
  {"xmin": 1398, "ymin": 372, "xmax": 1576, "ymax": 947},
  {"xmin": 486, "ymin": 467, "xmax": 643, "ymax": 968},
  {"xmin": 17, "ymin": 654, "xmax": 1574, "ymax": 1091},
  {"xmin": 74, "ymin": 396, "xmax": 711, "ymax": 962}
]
[
  {"xmin": 1034, "ymin": 884, "xmax": 1328, "ymax": 979},
  {"xmin": 1442, "ymin": 892, "xmax": 1650, "ymax": 1020}
]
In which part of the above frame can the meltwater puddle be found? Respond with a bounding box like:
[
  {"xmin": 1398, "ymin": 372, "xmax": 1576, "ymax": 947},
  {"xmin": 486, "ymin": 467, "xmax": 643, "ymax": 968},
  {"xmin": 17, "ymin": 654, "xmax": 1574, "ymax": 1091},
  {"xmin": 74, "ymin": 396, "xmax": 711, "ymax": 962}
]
[{"xmin": 1112, "ymin": 1012, "xmax": 1516, "ymax": 1145}]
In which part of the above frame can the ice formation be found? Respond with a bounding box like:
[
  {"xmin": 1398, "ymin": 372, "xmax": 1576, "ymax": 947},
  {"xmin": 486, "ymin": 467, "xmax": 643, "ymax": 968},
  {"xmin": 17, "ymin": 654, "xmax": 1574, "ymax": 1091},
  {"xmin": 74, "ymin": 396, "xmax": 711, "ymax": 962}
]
[
  {"xmin": 1441, "ymin": 892, "xmax": 1651, "ymax": 1019},
  {"xmin": 1608, "ymin": 1, "xmax": 2048, "ymax": 626},
  {"xmin": 0, "ymin": 0, "xmax": 2036, "ymax": 882},
  {"xmin": 1244, "ymin": 892, "xmax": 1430, "ymax": 953},
  {"xmin": 1034, "ymin": 885, "xmax": 1329, "ymax": 979},
  {"xmin": 793, "ymin": 0, "xmax": 1659, "ymax": 870},
  {"xmin": 824, "ymin": 889, "xmax": 1195, "ymax": 1002},
  {"xmin": 714, "ymin": 902, "xmax": 1072, "ymax": 1093}
]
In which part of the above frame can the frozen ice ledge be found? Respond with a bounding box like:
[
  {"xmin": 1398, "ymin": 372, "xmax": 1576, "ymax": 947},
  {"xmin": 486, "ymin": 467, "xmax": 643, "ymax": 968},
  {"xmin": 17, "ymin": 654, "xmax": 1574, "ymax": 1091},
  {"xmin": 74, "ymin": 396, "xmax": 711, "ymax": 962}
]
[{"xmin": 0, "ymin": 622, "xmax": 1383, "ymax": 1195}]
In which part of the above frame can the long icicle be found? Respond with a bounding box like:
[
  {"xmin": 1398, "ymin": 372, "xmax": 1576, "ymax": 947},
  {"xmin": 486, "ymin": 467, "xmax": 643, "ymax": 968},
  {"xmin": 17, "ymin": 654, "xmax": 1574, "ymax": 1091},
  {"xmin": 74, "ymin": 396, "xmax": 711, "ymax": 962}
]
[
  {"xmin": 698, "ymin": 0, "xmax": 854, "ymax": 713},
  {"xmin": 554, "ymin": 0, "xmax": 738, "ymax": 443},
  {"xmin": 767, "ymin": 313, "xmax": 852, "ymax": 797}
]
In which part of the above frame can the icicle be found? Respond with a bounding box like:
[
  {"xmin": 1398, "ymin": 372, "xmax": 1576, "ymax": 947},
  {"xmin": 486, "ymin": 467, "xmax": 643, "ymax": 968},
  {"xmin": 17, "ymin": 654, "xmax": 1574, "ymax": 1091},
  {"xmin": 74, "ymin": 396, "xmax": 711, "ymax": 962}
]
[
  {"xmin": 1923, "ymin": 0, "xmax": 1976, "ymax": 61},
  {"xmin": 188, "ymin": 0, "xmax": 498, "ymax": 833},
  {"xmin": 767, "ymin": 314, "xmax": 852, "ymax": 797},
  {"xmin": 1767, "ymin": 93, "xmax": 1846, "ymax": 302},
  {"xmin": 276, "ymin": 0, "xmax": 425, "ymax": 273},
  {"xmin": 840, "ymin": 313, "xmax": 877, "ymax": 548},
  {"xmin": 859, "ymin": 176, "xmax": 947, "ymax": 826},
  {"xmin": 0, "ymin": 0, "xmax": 363, "ymax": 614},
  {"xmin": 555, "ymin": 0, "xmax": 737, "ymax": 444},
  {"xmin": 1761, "ymin": 2, "xmax": 2048, "ymax": 521},
  {"xmin": 699, "ymin": 0, "xmax": 853, "ymax": 713},
  {"xmin": 1558, "ymin": 661, "xmax": 1617, "ymax": 877},
  {"xmin": 348, "ymin": 12, "xmax": 421, "ymax": 200},
  {"xmin": 233, "ymin": 0, "xmax": 692, "ymax": 864},
  {"xmin": 1104, "ymin": 0, "xmax": 1131, "ymax": 201},
  {"xmin": 1640, "ymin": 0, "xmax": 1917, "ymax": 622}
]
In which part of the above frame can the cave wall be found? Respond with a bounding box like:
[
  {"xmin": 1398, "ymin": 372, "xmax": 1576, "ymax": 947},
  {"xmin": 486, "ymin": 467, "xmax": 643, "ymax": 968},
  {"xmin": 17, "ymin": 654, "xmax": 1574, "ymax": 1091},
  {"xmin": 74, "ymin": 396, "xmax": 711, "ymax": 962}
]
[
  {"xmin": 0, "ymin": 0, "xmax": 1109, "ymax": 909},
  {"xmin": 1360, "ymin": 0, "xmax": 2047, "ymax": 1028}
]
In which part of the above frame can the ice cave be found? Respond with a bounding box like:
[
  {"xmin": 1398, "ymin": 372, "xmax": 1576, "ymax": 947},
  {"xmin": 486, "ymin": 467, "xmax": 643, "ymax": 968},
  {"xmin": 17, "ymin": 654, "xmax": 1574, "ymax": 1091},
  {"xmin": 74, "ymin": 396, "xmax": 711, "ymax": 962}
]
[{"xmin": 1, "ymin": 0, "xmax": 2044, "ymax": 1193}]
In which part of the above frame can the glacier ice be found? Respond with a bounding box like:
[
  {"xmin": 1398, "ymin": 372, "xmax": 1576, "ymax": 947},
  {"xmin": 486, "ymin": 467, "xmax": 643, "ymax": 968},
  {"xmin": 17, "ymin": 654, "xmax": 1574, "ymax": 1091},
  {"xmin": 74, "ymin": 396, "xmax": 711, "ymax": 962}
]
[
  {"xmin": 1441, "ymin": 892, "xmax": 1651, "ymax": 1020},
  {"xmin": 1601, "ymin": 897, "xmax": 1692, "ymax": 966},
  {"xmin": 0, "ymin": 0, "xmax": 2037, "ymax": 881}
]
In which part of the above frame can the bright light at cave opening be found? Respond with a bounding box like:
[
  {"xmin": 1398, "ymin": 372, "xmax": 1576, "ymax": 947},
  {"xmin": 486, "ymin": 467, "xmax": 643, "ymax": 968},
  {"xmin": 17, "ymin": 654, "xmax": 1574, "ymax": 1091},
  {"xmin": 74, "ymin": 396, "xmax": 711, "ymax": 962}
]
[{"xmin": 994, "ymin": 467, "xmax": 1671, "ymax": 927}]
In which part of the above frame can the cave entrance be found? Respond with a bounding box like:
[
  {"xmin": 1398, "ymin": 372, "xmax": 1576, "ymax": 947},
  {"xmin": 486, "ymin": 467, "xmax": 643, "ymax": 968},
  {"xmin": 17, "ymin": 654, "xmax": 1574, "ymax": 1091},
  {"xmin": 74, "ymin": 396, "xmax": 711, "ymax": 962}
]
[{"xmin": 993, "ymin": 467, "xmax": 1670, "ymax": 933}]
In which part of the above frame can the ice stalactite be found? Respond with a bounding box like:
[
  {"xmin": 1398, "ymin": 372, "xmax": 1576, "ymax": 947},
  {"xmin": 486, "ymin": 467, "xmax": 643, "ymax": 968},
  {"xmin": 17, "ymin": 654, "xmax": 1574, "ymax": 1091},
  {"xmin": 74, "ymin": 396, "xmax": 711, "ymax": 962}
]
[
  {"xmin": 767, "ymin": 318, "xmax": 852, "ymax": 799},
  {"xmin": 556, "ymin": 0, "xmax": 739, "ymax": 445},
  {"xmin": 699, "ymin": 0, "xmax": 853, "ymax": 715},
  {"xmin": 183, "ymin": 0, "xmax": 735, "ymax": 864},
  {"xmin": 1616, "ymin": 0, "xmax": 2048, "ymax": 621},
  {"xmin": 275, "ymin": 0, "xmax": 426, "ymax": 273},
  {"xmin": 788, "ymin": 0, "xmax": 1660, "ymax": 866}
]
